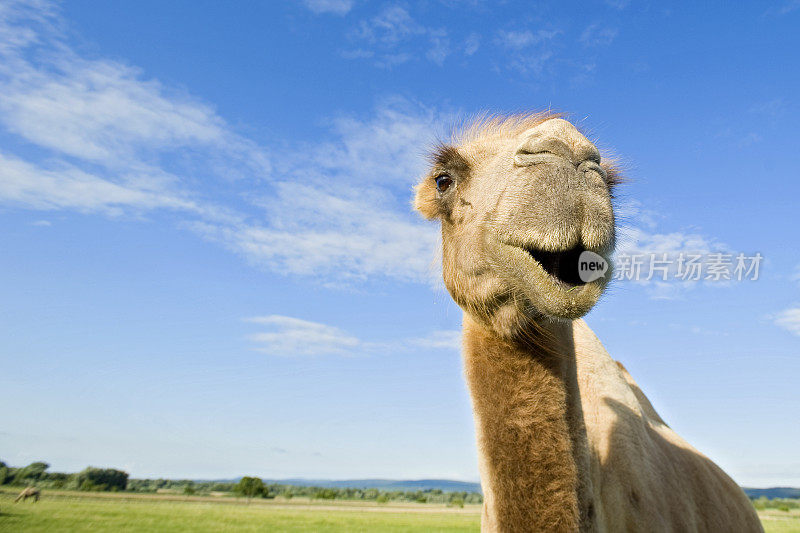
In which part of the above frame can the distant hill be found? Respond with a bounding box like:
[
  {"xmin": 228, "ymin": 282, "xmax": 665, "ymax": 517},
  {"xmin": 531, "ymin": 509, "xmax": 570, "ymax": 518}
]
[
  {"xmin": 743, "ymin": 487, "xmax": 800, "ymax": 499},
  {"xmin": 195, "ymin": 478, "xmax": 800, "ymax": 499},
  {"xmin": 265, "ymin": 478, "xmax": 482, "ymax": 493}
]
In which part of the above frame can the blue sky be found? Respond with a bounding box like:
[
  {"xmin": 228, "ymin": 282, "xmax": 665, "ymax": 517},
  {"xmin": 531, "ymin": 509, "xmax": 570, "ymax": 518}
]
[{"xmin": 0, "ymin": 0, "xmax": 798, "ymax": 486}]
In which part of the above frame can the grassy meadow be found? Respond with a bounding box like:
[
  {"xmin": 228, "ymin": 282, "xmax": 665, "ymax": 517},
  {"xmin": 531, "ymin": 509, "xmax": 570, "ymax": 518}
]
[
  {"xmin": 0, "ymin": 489, "xmax": 481, "ymax": 532},
  {"xmin": 1, "ymin": 489, "xmax": 798, "ymax": 532}
]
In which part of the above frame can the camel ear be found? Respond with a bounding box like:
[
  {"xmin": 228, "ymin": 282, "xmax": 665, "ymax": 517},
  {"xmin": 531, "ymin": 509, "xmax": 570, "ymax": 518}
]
[{"xmin": 413, "ymin": 178, "xmax": 440, "ymax": 220}]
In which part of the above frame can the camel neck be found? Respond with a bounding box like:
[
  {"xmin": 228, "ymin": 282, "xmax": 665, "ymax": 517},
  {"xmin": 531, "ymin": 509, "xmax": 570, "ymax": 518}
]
[{"xmin": 462, "ymin": 315, "xmax": 592, "ymax": 532}]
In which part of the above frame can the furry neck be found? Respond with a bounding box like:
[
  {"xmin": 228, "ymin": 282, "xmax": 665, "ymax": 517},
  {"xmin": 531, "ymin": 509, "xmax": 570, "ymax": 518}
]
[{"xmin": 462, "ymin": 314, "xmax": 594, "ymax": 532}]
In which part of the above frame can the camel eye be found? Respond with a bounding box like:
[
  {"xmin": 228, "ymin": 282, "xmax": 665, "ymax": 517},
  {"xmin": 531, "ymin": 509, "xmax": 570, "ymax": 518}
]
[{"xmin": 435, "ymin": 174, "xmax": 453, "ymax": 192}]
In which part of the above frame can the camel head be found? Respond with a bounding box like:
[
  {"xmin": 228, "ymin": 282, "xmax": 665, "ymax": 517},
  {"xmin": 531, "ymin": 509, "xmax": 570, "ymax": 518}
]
[{"xmin": 414, "ymin": 114, "xmax": 621, "ymax": 338}]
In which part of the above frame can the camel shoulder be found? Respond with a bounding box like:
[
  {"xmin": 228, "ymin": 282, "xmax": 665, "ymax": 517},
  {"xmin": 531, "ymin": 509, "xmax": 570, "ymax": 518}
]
[
  {"xmin": 612, "ymin": 360, "xmax": 667, "ymax": 426},
  {"xmin": 571, "ymin": 319, "xmax": 663, "ymax": 426}
]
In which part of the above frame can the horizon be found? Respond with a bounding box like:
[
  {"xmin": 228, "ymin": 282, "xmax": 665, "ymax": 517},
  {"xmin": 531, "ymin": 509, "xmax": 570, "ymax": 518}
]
[
  {"xmin": 5, "ymin": 458, "xmax": 800, "ymax": 492},
  {"xmin": 1, "ymin": 0, "xmax": 799, "ymax": 488}
]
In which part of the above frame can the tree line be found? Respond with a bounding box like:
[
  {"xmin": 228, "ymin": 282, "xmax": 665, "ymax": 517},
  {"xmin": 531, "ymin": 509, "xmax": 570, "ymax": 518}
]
[
  {"xmin": 0, "ymin": 461, "xmax": 127, "ymax": 491},
  {"xmin": 6, "ymin": 459, "xmax": 800, "ymax": 510},
  {"xmin": 0, "ymin": 460, "xmax": 482, "ymax": 505}
]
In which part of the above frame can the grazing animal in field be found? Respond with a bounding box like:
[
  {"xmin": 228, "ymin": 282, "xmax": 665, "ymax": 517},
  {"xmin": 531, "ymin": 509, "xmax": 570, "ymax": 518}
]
[
  {"xmin": 14, "ymin": 487, "xmax": 40, "ymax": 503},
  {"xmin": 414, "ymin": 114, "xmax": 762, "ymax": 532}
]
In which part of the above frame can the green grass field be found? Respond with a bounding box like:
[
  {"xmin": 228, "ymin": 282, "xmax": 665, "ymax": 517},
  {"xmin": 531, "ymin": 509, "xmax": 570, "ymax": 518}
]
[{"xmin": 1, "ymin": 489, "xmax": 798, "ymax": 532}]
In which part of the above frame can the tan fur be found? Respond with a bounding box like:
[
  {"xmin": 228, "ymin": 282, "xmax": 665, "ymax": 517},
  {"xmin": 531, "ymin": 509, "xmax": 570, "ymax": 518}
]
[{"xmin": 414, "ymin": 114, "xmax": 762, "ymax": 532}]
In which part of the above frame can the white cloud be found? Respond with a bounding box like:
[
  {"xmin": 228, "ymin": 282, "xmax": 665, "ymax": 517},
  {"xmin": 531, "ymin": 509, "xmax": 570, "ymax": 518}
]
[
  {"xmin": 495, "ymin": 29, "xmax": 559, "ymax": 75},
  {"xmin": 773, "ymin": 308, "xmax": 800, "ymax": 336},
  {"xmin": 347, "ymin": 6, "xmax": 451, "ymax": 67},
  {"xmin": 191, "ymin": 98, "xmax": 444, "ymax": 284},
  {"xmin": 0, "ymin": 1, "xmax": 736, "ymax": 296},
  {"xmin": 244, "ymin": 316, "xmax": 462, "ymax": 356},
  {"xmin": 354, "ymin": 6, "xmax": 421, "ymax": 45},
  {"xmin": 764, "ymin": 0, "xmax": 800, "ymax": 16},
  {"xmin": 463, "ymin": 33, "xmax": 480, "ymax": 56},
  {"xmin": 191, "ymin": 184, "xmax": 439, "ymax": 283},
  {"xmin": 409, "ymin": 330, "xmax": 461, "ymax": 351},
  {"xmin": 610, "ymin": 199, "xmax": 738, "ymax": 299},
  {"xmin": 749, "ymin": 98, "xmax": 786, "ymax": 119},
  {"xmin": 245, "ymin": 315, "xmax": 361, "ymax": 356},
  {"xmin": 604, "ymin": 0, "xmax": 630, "ymax": 9},
  {"xmin": 497, "ymin": 29, "xmax": 558, "ymax": 50},
  {"xmin": 613, "ymin": 227, "xmax": 725, "ymax": 300},
  {"xmin": 0, "ymin": 61, "xmax": 228, "ymax": 163},
  {"xmin": 314, "ymin": 99, "xmax": 444, "ymax": 188},
  {"xmin": 0, "ymin": 1, "xmax": 441, "ymax": 286},
  {"xmin": 302, "ymin": 0, "xmax": 354, "ymax": 16},
  {"xmin": 616, "ymin": 228, "xmax": 720, "ymax": 258},
  {"xmin": 580, "ymin": 23, "xmax": 618, "ymax": 47},
  {"xmin": 0, "ymin": 152, "xmax": 197, "ymax": 214},
  {"xmin": 0, "ymin": 0, "xmax": 269, "ymax": 219},
  {"xmin": 426, "ymin": 29, "xmax": 450, "ymax": 65}
]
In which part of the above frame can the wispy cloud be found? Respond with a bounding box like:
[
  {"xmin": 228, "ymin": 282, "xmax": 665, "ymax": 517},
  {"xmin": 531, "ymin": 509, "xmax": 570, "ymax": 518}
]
[
  {"xmin": 773, "ymin": 307, "xmax": 800, "ymax": 336},
  {"xmin": 0, "ymin": 0, "xmax": 268, "ymax": 219},
  {"xmin": 463, "ymin": 32, "xmax": 480, "ymax": 56},
  {"xmin": 615, "ymin": 228, "xmax": 723, "ymax": 300},
  {"xmin": 346, "ymin": 6, "xmax": 451, "ymax": 66},
  {"xmin": 495, "ymin": 29, "xmax": 559, "ymax": 75},
  {"xmin": 497, "ymin": 29, "xmax": 559, "ymax": 50},
  {"xmin": 191, "ymin": 185, "xmax": 438, "ymax": 283},
  {"xmin": 244, "ymin": 316, "xmax": 461, "ymax": 356},
  {"xmin": 191, "ymin": 98, "xmax": 444, "ymax": 284},
  {"xmin": 245, "ymin": 315, "xmax": 361, "ymax": 356},
  {"xmin": 613, "ymin": 200, "xmax": 732, "ymax": 299},
  {"xmin": 409, "ymin": 330, "xmax": 461, "ymax": 351},
  {"xmin": 763, "ymin": 0, "xmax": 800, "ymax": 16},
  {"xmin": 579, "ymin": 23, "xmax": 618, "ymax": 47},
  {"xmin": 353, "ymin": 5, "xmax": 421, "ymax": 45},
  {"xmin": 0, "ymin": 1, "xmax": 733, "ymax": 296},
  {"xmin": 0, "ymin": 152, "xmax": 197, "ymax": 215},
  {"xmin": 302, "ymin": 0, "xmax": 354, "ymax": 16},
  {"xmin": 604, "ymin": 0, "xmax": 630, "ymax": 9},
  {"xmin": 0, "ymin": 1, "xmax": 441, "ymax": 285},
  {"xmin": 749, "ymin": 98, "xmax": 787, "ymax": 119}
]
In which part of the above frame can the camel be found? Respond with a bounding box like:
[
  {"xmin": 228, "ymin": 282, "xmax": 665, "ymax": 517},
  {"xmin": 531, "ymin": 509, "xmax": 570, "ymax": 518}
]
[
  {"xmin": 14, "ymin": 486, "xmax": 40, "ymax": 503},
  {"xmin": 414, "ymin": 114, "xmax": 762, "ymax": 532}
]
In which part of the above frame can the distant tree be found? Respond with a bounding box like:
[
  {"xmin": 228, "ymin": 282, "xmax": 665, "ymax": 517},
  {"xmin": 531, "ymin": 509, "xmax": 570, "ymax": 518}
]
[
  {"xmin": 450, "ymin": 497, "xmax": 464, "ymax": 508},
  {"xmin": 234, "ymin": 477, "xmax": 265, "ymax": 502},
  {"xmin": 376, "ymin": 494, "xmax": 389, "ymax": 504},
  {"xmin": 183, "ymin": 482, "xmax": 196, "ymax": 496},
  {"xmin": 314, "ymin": 489, "xmax": 337, "ymax": 500},
  {"xmin": 15, "ymin": 462, "xmax": 49, "ymax": 483},
  {"xmin": 74, "ymin": 467, "xmax": 128, "ymax": 492}
]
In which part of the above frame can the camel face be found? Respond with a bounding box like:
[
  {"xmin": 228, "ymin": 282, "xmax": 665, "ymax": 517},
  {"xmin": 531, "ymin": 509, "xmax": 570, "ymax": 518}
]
[{"xmin": 415, "ymin": 116, "xmax": 617, "ymax": 337}]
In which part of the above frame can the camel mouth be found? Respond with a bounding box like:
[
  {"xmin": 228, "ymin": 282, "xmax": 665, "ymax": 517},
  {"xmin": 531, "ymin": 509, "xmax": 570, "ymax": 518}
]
[{"xmin": 524, "ymin": 245, "xmax": 589, "ymax": 288}]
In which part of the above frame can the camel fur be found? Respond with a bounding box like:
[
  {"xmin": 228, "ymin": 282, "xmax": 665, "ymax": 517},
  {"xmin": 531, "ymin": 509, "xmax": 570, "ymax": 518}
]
[{"xmin": 414, "ymin": 114, "xmax": 762, "ymax": 532}]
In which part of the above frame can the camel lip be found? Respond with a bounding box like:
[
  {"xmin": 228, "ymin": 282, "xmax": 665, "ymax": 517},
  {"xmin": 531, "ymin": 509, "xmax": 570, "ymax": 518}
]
[{"xmin": 522, "ymin": 244, "xmax": 590, "ymax": 288}]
